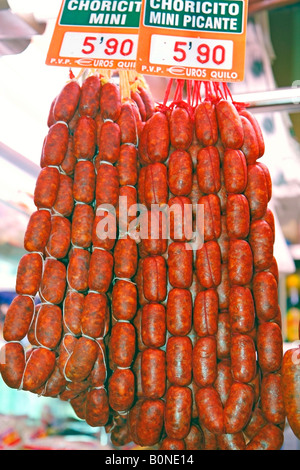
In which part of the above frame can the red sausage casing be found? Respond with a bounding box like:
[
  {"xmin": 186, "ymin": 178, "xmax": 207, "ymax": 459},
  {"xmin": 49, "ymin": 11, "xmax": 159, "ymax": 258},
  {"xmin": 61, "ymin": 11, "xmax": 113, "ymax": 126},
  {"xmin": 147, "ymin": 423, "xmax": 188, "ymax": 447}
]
[
  {"xmin": 196, "ymin": 241, "xmax": 221, "ymax": 288},
  {"xmin": 197, "ymin": 146, "xmax": 221, "ymax": 194},
  {"xmin": 24, "ymin": 210, "xmax": 51, "ymax": 253},
  {"xmin": 168, "ymin": 149, "xmax": 193, "ymax": 196},
  {"xmin": 16, "ymin": 253, "xmax": 43, "ymax": 296},
  {"xmin": 166, "ymin": 288, "xmax": 192, "ymax": 336},
  {"xmin": 165, "ymin": 386, "xmax": 192, "ymax": 439},
  {"xmin": 166, "ymin": 336, "xmax": 193, "ymax": 386},
  {"xmin": 168, "ymin": 241, "xmax": 193, "ymax": 288},
  {"xmin": 141, "ymin": 348, "xmax": 166, "ymax": 399},
  {"xmin": 223, "ymin": 149, "xmax": 247, "ymax": 194},
  {"xmin": 282, "ymin": 348, "xmax": 300, "ymax": 439},
  {"xmin": 216, "ymin": 100, "xmax": 244, "ymax": 149},
  {"xmin": 169, "ymin": 106, "xmax": 193, "ymax": 150},
  {"xmin": 194, "ymin": 289, "xmax": 218, "ymax": 337},
  {"xmin": 3, "ymin": 295, "xmax": 34, "ymax": 342},
  {"xmin": 141, "ymin": 303, "xmax": 166, "ymax": 348},
  {"xmin": 193, "ymin": 336, "xmax": 217, "ymax": 387},
  {"xmin": 195, "ymin": 101, "xmax": 218, "ymax": 146}
]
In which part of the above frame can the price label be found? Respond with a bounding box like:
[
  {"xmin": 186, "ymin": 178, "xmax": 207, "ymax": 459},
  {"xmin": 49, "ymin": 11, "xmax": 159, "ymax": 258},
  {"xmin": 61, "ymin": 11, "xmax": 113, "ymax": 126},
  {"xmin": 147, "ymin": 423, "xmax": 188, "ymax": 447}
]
[
  {"xmin": 150, "ymin": 35, "xmax": 233, "ymax": 69},
  {"xmin": 136, "ymin": 0, "xmax": 249, "ymax": 82},
  {"xmin": 46, "ymin": 0, "xmax": 142, "ymax": 69}
]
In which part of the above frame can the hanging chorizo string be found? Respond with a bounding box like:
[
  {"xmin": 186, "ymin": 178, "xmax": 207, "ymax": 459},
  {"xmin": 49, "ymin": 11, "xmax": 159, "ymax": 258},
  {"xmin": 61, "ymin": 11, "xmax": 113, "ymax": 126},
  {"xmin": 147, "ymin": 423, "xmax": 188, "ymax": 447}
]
[{"xmin": 0, "ymin": 72, "xmax": 291, "ymax": 451}]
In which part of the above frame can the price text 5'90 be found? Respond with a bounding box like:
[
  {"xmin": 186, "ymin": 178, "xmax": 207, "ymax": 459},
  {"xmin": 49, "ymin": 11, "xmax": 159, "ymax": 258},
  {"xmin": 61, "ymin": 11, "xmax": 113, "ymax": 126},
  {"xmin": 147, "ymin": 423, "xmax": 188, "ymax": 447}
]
[
  {"xmin": 59, "ymin": 32, "xmax": 138, "ymax": 60},
  {"xmin": 150, "ymin": 35, "xmax": 234, "ymax": 70}
]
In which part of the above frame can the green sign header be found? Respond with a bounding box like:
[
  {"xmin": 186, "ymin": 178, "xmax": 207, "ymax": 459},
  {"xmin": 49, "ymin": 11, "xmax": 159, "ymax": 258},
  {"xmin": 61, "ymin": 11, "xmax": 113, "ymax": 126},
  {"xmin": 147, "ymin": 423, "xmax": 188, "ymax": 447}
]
[{"xmin": 60, "ymin": 0, "xmax": 142, "ymax": 27}]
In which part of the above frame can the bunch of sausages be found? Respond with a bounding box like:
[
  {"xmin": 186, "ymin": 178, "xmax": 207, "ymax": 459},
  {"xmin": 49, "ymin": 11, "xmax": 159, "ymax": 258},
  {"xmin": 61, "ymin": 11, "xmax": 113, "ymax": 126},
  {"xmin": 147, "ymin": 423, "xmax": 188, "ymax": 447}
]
[{"xmin": 0, "ymin": 73, "xmax": 299, "ymax": 450}]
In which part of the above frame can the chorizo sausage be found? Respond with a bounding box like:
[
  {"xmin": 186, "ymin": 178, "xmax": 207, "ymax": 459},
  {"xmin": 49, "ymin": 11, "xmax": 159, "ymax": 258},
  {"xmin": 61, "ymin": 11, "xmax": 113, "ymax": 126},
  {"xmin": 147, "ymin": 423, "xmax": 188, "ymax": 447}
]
[
  {"xmin": 195, "ymin": 241, "xmax": 222, "ymax": 288},
  {"xmin": 53, "ymin": 80, "xmax": 81, "ymax": 123},
  {"xmin": 40, "ymin": 258, "xmax": 66, "ymax": 305},
  {"xmin": 165, "ymin": 385, "xmax": 192, "ymax": 439},
  {"xmin": 108, "ymin": 368, "xmax": 135, "ymax": 412},
  {"xmin": 3, "ymin": 295, "xmax": 34, "ymax": 342},
  {"xmin": 95, "ymin": 163, "xmax": 119, "ymax": 208},
  {"xmin": 169, "ymin": 106, "xmax": 193, "ymax": 150},
  {"xmin": 230, "ymin": 334, "xmax": 256, "ymax": 383},
  {"xmin": 22, "ymin": 348, "xmax": 56, "ymax": 392},
  {"xmin": 65, "ymin": 336, "xmax": 98, "ymax": 382},
  {"xmin": 67, "ymin": 248, "xmax": 90, "ymax": 293},
  {"xmin": 193, "ymin": 288, "xmax": 219, "ymax": 337},
  {"xmin": 223, "ymin": 149, "xmax": 247, "ymax": 194},
  {"xmin": 114, "ymin": 237, "xmax": 138, "ymax": 279},
  {"xmin": 261, "ymin": 372, "xmax": 285, "ymax": 425},
  {"xmin": 0, "ymin": 342, "xmax": 25, "ymax": 389},
  {"xmin": 33, "ymin": 304, "xmax": 63, "ymax": 349},
  {"xmin": 214, "ymin": 360, "xmax": 233, "ymax": 406},
  {"xmin": 249, "ymin": 219, "xmax": 274, "ymax": 272},
  {"xmin": 24, "ymin": 210, "xmax": 51, "ymax": 253},
  {"xmin": 229, "ymin": 286, "xmax": 255, "ymax": 334},
  {"xmin": 142, "ymin": 255, "xmax": 167, "ymax": 302},
  {"xmin": 168, "ymin": 196, "xmax": 193, "ymax": 242},
  {"xmin": 16, "ymin": 253, "xmax": 43, "ymax": 297},
  {"xmin": 34, "ymin": 167, "xmax": 60, "ymax": 209},
  {"xmin": 63, "ymin": 290, "xmax": 84, "ymax": 336},
  {"xmin": 53, "ymin": 173, "xmax": 74, "ymax": 217},
  {"xmin": 134, "ymin": 399, "xmax": 165, "ymax": 447},
  {"xmin": 46, "ymin": 216, "xmax": 71, "ymax": 260},
  {"xmin": 168, "ymin": 242, "xmax": 193, "ymax": 289},
  {"xmin": 79, "ymin": 74, "xmax": 101, "ymax": 118},
  {"xmin": 73, "ymin": 116, "xmax": 97, "ymax": 161},
  {"xmin": 42, "ymin": 122, "xmax": 69, "ymax": 167},
  {"xmin": 139, "ymin": 208, "xmax": 168, "ymax": 256},
  {"xmin": 81, "ymin": 292, "xmax": 108, "ymax": 339},
  {"xmin": 257, "ymin": 322, "xmax": 283, "ymax": 374},
  {"xmin": 71, "ymin": 203, "xmax": 94, "ymax": 249},
  {"xmin": 224, "ymin": 382, "xmax": 254, "ymax": 434},
  {"xmin": 144, "ymin": 162, "xmax": 168, "ymax": 208},
  {"xmin": 244, "ymin": 164, "xmax": 269, "ymax": 220},
  {"xmin": 166, "ymin": 288, "xmax": 192, "ymax": 336},
  {"xmin": 195, "ymin": 100, "xmax": 218, "ymax": 146},
  {"xmin": 226, "ymin": 194, "xmax": 250, "ymax": 239},
  {"xmin": 116, "ymin": 144, "xmax": 138, "ymax": 187},
  {"xmin": 193, "ymin": 336, "xmax": 217, "ymax": 387},
  {"xmin": 97, "ymin": 120, "xmax": 121, "ymax": 164},
  {"xmin": 117, "ymin": 100, "xmax": 138, "ymax": 145},
  {"xmin": 166, "ymin": 336, "xmax": 193, "ymax": 386},
  {"xmin": 197, "ymin": 146, "xmax": 221, "ymax": 194},
  {"xmin": 199, "ymin": 194, "xmax": 221, "ymax": 241},
  {"xmin": 240, "ymin": 115, "xmax": 260, "ymax": 164},
  {"xmin": 88, "ymin": 249, "xmax": 114, "ymax": 294},
  {"xmin": 146, "ymin": 112, "xmax": 170, "ymax": 163},
  {"xmin": 282, "ymin": 348, "xmax": 300, "ymax": 439},
  {"xmin": 141, "ymin": 303, "xmax": 166, "ymax": 348},
  {"xmin": 196, "ymin": 386, "xmax": 224, "ymax": 435},
  {"xmin": 253, "ymin": 271, "xmax": 278, "ymax": 322},
  {"xmin": 239, "ymin": 108, "xmax": 265, "ymax": 158},
  {"xmin": 112, "ymin": 280, "xmax": 137, "ymax": 321},
  {"xmin": 141, "ymin": 348, "xmax": 166, "ymax": 399},
  {"xmin": 109, "ymin": 321, "xmax": 136, "ymax": 369},
  {"xmin": 168, "ymin": 149, "xmax": 193, "ymax": 196},
  {"xmin": 215, "ymin": 99, "xmax": 244, "ymax": 149},
  {"xmin": 228, "ymin": 239, "xmax": 253, "ymax": 286},
  {"xmin": 246, "ymin": 423, "xmax": 284, "ymax": 450},
  {"xmin": 100, "ymin": 81, "xmax": 121, "ymax": 122},
  {"xmin": 85, "ymin": 388, "xmax": 109, "ymax": 427},
  {"xmin": 73, "ymin": 160, "xmax": 96, "ymax": 204}
]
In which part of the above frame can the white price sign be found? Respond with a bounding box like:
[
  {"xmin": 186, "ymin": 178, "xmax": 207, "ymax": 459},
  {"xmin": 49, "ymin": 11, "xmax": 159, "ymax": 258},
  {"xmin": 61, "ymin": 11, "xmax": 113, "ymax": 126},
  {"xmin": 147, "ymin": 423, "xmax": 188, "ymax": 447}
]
[
  {"xmin": 59, "ymin": 32, "xmax": 138, "ymax": 60},
  {"xmin": 150, "ymin": 35, "xmax": 233, "ymax": 70}
]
